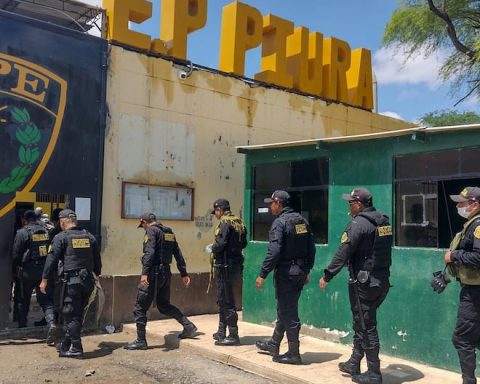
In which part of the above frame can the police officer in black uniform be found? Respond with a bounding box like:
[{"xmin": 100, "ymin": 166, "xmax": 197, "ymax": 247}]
[
  {"xmin": 40, "ymin": 209, "xmax": 102, "ymax": 358},
  {"xmin": 12, "ymin": 210, "xmax": 57, "ymax": 340},
  {"xmin": 125, "ymin": 212, "xmax": 197, "ymax": 350},
  {"xmin": 255, "ymin": 190, "xmax": 316, "ymax": 365},
  {"xmin": 319, "ymin": 188, "xmax": 392, "ymax": 384},
  {"xmin": 208, "ymin": 198, "xmax": 247, "ymax": 346},
  {"xmin": 445, "ymin": 187, "xmax": 480, "ymax": 384}
]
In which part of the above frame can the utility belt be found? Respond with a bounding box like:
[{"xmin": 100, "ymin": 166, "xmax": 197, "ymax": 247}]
[
  {"xmin": 153, "ymin": 263, "xmax": 170, "ymax": 272},
  {"xmin": 23, "ymin": 257, "xmax": 46, "ymax": 267},
  {"xmin": 64, "ymin": 268, "xmax": 91, "ymax": 284}
]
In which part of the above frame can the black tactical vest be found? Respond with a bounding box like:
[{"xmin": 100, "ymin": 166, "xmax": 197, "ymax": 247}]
[
  {"xmin": 155, "ymin": 224, "xmax": 176, "ymax": 265},
  {"xmin": 284, "ymin": 213, "xmax": 311, "ymax": 267},
  {"xmin": 25, "ymin": 223, "xmax": 50, "ymax": 262},
  {"xmin": 358, "ymin": 213, "xmax": 392, "ymax": 272},
  {"xmin": 63, "ymin": 229, "xmax": 94, "ymax": 272}
]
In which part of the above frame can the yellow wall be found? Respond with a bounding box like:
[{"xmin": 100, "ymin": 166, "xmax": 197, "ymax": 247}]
[{"xmin": 101, "ymin": 44, "xmax": 413, "ymax": 275}]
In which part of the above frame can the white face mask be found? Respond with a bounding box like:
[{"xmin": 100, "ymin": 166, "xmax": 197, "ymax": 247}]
[{"xmin": 457, "ymin": 206, "xmax": 471, "ymax": 219}]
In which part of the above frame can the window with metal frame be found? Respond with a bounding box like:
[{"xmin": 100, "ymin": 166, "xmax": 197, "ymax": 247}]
[
  {"xmin": 251, "ymin": 158, "xmax": 329, "ymax": 243},
  {"xmin": 394, "ymin": 147, "xmax": 480, "ymax": 248}
]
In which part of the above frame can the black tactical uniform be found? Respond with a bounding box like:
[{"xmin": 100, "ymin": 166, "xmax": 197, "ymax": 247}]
[
  {"xmin": 12, "ymin": 212, "xmax": 56, "ymax": 333},
  {"xmin": 43, "ymin": 210, "xmax": 101, "ymax": 358},
  {"xmin": 448, "ymin": 187, "xmax": 480, "ymax": 384},
  {"xmin": 125, "ymin": 218, "xmax": 197, "ymax": 350},
  {"xmin": 257, "ymin": 191, "xmax": 316, "ymax": 365},
  {"xmin": 323, "ymin": 189, "xmax": 391, "ymax": 384},
  {"xmin": 210, "ymin": 200, "xmax": 247, "ymax": 346}
]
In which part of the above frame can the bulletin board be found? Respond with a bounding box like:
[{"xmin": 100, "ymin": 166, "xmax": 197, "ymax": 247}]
[{"xmin": 122, "ymin": 182, "xmax": 193, "ymax": 221}]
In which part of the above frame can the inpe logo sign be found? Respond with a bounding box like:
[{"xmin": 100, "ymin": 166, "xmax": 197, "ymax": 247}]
[{"xmin": 0, "ymin": 53, "xmax": 67, "ymax": 218}]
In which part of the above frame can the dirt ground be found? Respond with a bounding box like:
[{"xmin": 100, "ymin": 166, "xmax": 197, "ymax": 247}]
[{"xmin": 0, "ymin": 331, "xmax": 273, "ymax": 384}]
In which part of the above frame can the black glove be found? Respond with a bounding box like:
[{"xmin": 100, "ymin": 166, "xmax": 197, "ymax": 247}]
[{"xmin": 431, "ymin": 270, "xmax": 450, "ymax": 293}]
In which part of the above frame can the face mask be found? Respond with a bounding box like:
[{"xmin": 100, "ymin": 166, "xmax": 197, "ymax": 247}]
[{"xmin": 457, "ymin": 206, "xmax": 470, "ymax": 219}]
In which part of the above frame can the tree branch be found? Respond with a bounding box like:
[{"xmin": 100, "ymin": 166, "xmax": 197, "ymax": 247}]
[
  {"xmin": 427, "ymin": 0, "xmax": 477, "ymax": 60},
  {"xmin": 454, "ymin": 81, "xmax": 480, "ymax": 106}
]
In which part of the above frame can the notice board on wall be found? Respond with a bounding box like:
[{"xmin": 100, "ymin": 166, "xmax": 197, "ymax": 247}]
[{"xmin": 122, "ymin": 182, "xmax": 193, "ymax": 221}]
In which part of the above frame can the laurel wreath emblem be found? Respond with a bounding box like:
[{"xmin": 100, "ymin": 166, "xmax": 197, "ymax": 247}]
[{"xmin": 0, "ymin": 107, "xmax": 41, "ymax": 194}]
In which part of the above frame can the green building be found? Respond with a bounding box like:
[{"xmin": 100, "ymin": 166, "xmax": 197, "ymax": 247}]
[{"xmin": 237, "ymin": 124, "xmax": 480, "ymax": 372}]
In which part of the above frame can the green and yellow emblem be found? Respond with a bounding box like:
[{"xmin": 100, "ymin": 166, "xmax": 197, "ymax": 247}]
[{"xmin": 0, "ymin": 53, "xmax": 67, "ymax": 218}]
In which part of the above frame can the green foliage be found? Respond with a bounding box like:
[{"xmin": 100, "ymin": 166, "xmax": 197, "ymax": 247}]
[
  {"xmin": 0, "ymin": 107, "xmax": 41, "ymax": 194},
  {"xmin": 419, "ymin": 109, "xmax": 480, "ymax": 126},
  {"xmin": 383, "ymin": 0, "xmax": 480, "ymax": 101}
]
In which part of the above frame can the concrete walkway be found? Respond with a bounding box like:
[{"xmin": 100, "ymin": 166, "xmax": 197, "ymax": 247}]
[{"xmin": 123, "ymin": 314, "xmax": 461, "ymax": 384}]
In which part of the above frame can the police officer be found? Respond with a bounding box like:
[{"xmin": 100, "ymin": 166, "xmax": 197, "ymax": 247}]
[
  {"xmin": 319, "ymin": 188, "xmax": 392, "ymax": 384},
  {"xmin": 208, "ymin": 199, "xmax": 247, "ymax": 346},
  {"xmin": 125, "ymin": 212, "xmax": 197, "ymax": 350},
  {"xmin": 445, "ymin": 187, "xmax": 480, "ymax": 384},
  {"xmin": 255, "ymin": 190, "xmax": 316, "ymax": 365},
  {"xmin": 12, "ymin": 210, "xmax": 57, "ymax": 341},
  {"xmin": 40, "ymin": 209, "xmax": 102, "ymax": 358}
]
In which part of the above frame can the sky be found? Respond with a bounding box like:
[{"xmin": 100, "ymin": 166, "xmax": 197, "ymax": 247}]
[{"xmin": 83, "ymin": 0, "xmax": 479, "ymax": 123}]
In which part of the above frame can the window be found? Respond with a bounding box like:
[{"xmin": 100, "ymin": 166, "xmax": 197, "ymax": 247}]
[
  {"xmin": 251, "ymin": 158, "xmax": 329, "ymax": 243},
  {"xmin": 394, "ymin": 148, "xmax": 480, "ymax": 248}
]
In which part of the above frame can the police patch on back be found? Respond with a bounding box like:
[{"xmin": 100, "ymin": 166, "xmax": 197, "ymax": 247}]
[
  {"xmin": 378, "ymin": 226, "xmax": 392, "ymax": 237},
  {"xmin": 164, "ymin": 233, "xmax": 176, "ymax": 242},
  {"xmin": 295, "ymin": 224, "xmax": 308, "ymax": 234},
  {"xmin": 72, "ymin": 238, "xmax": 90, "ymax": 248},
  {"xmin": 32, "ymin": 233, "xmax": 49, "ymax": 242}
]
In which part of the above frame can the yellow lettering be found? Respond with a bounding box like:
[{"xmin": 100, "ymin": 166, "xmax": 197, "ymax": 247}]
[
  {"xmin": 218, "ymin": 1, "xmax": 263, "ymax": 75},
  {"xmin": 103, "ymin": 0, "xmax": 152, "ymax": 50},
  {"xmin": 287, "ymin": 27, "xmax": 323, "ymax": 96},
  {"xmin": 72, "ymin": 238, "xmax": 91, "ymax": 248},
  {"xmin": 255, "ymin": 14, "xmax": 294, "ymax": 88},
  {"xmin": 347, "ymin": 48, "xmax": 373, "ymax": 109},
  {"xmin": 378, "ymin": 226, "xmax": 392, "ymax": 237},
  {"xmin": 11, "ymin": 64, "xmax": 50, "ymax": 104},
  {"xmin": 164, "ymin": 233, "xmax": 176, "ymax": 242},
  {"xmin": 32, "ymin": 233, "xmax": 49, "ymax": 242},
  {"xmin": 295, "ymin": 224, "xmax": 307, "ymax": 234},
  {"xmin": 323, "ymin": 37, "xmax": 351, "ymax": 103},
  {"xmin": 0, "ymin": 59, "xmax": 12, "ymax": 75},
  {"xmin": 159, "ymin": 0, "xmax": 207, "ymax": 60},
  {"xmin": 39, "ymin": 245, "xmax": 47, "ymax": 257}
]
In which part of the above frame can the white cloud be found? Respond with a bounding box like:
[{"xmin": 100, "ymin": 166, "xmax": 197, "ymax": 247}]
[
  {"xmin": 373, "ymin": 46, "xmax": 448, "ymax": 90},
  {"xmin": 379, "ymin": 111, "xmax": 404, "ymax": 121}
]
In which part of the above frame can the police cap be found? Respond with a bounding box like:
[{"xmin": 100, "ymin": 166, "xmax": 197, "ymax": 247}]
[
  {"xmin": 58, "ymin": 209, "xmax": 77, "ymax": 220},
  {"xmin": 138, "ymin": 212, "xmax": 156, "ymax": 228},
  {"xmin": 450, "ymin": 187, "xmax": 480, "ymax": 203},
  {"xmin": 210, "ymin": 198, "xmax": 230, "ymax": 214},
  {"xmin": 342, "ymin": 187, "xmax": 372, "ymax": 205},
  {"xmin": 264, "ymin": 190, "xmax": 290, "ymax": 205},
  {"xmin": 23, "ymin": 210, "xmax": 37, "ymax": 221}
]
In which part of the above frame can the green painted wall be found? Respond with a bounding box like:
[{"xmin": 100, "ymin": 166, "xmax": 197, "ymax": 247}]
[{"xmin": 242, "ymin": 129, "xmax": 480, "ymax": 372}]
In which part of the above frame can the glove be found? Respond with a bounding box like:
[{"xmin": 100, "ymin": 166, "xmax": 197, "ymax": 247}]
[{"xmin": 431, "ymin": 270, "xmax": 451, "ymax": 293}]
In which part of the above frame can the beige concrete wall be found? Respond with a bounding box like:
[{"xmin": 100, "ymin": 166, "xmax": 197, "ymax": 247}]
[{"xmin": 101, "ymin": 44, "xmax": 413, "ymax": 276}]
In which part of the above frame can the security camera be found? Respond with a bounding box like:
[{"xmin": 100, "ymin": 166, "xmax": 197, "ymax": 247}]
[{"xmin": 178, "ymin": 70, "xmax": 188, "ymax": 80}]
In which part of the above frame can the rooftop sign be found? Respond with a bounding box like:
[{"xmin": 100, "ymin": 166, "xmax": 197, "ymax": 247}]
[{"xmin": 103, "ymin": 0, "xmax": 373, "ymax": 109}]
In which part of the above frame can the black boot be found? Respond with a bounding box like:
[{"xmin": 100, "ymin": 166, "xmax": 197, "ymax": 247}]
[
  {"xmin": 463, "ymin": 378, "xmax": 477, "ymax": 384},
  {"xmin": 124, "ymin": 326, "xmax": 148, "ymax": 350},
  {"xmin": 272, "ymin": 341, "xmax": 302, "ymax": 365},
  {"xmin": 352, "ymin": 361, "xmax": 382, "ymax": 384},
  {"xmin": 34, "ymin": 317, "xmax": 47, "ymax": 326},
  {"xmin": 255, "ymin": 327, "xmax": 283, "ymax": 356},
  {"xmin": 56, "ymin": 337, "xmax": 71, "ymax": 353},
  {"xmin": 178, "ymin": 317, "xmax": 198, "ymax": 339},
  {"xmin": 215, "ymin": 326, "xmax": 240, "ymax": 346},
  {"xmin": 46, "ymin": 323, "xmax": 58, "ymax": 346},
  {"xmin": 213, "ymin": 322, "xmax": 226, "ymax": 341},
  {"xmin": 338, "ymin": 347, "xmax": 363, "ymax": 376},
  {"xmin": 59, "ymin": 339, "xmax": 83, "ymax": 358}
]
